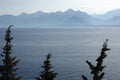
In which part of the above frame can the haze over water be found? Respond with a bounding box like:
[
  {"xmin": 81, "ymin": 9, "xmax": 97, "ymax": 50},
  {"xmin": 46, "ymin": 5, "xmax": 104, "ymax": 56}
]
[{"xmin": 0, "ymin": 27, "xmax": 120, "ymax": 80}]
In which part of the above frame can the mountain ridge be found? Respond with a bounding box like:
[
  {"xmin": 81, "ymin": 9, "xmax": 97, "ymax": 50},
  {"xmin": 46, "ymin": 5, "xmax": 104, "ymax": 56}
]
[{"xmin": 0, "ymin": 9, "xmax": 120, "ymax": 28}]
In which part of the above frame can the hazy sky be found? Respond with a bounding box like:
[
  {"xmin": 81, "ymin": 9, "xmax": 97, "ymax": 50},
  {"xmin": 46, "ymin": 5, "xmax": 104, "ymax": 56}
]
[{"xmin": 0, "ymin": 0, "xmax": 120, "ymax": 15}]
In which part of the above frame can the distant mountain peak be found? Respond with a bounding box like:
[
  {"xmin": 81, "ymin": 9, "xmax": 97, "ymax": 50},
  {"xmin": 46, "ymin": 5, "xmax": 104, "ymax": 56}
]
[
  {"xmin": 35, "ymin": 11, "xmax": 45, "ymax": 14},
  {"xmin": 106, "ymin": 8, "xmax": 120, "ymax": 14},
  {"xmin": 64, "ymin": 9, "xmax": 82, "ymax": 16},
  {"xmin": 30, "ymin": 11, "xmax": 46, "ymax": 15},
  {"xmin": 65, "ymin": 9, "xmax": 75, "ymax": 12},
  {"xmin": 19, "ymin": 12, "xmax": 28, "ymax": 16},
  {"xmin": 55, "ymin": 11, "xmax": 62, "ymax": 14}
]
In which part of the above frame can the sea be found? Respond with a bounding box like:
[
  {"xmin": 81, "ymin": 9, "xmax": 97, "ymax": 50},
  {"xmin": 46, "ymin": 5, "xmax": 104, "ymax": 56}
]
[{"xmin": 0, "ymin": 27, "xmax": 120, "ymax": 80}]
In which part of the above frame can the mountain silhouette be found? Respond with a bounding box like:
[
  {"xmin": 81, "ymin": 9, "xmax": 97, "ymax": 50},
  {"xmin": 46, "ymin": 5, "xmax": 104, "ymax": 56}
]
[{"xmin": 0, "ymin": 9, "xmax": 120, "ymax": 27}]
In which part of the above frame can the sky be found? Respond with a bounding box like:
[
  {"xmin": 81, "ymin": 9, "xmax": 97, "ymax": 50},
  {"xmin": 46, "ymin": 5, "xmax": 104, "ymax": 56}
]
[{"xmin": 0, "ymin": 0, "xmax": 120, "ymax": 15}]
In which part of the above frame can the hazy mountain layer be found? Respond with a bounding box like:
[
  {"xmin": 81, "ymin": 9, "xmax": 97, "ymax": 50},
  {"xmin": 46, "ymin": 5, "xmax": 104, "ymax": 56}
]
[{"xmin": 0, "ymin": 9, "xmax": 120, "ymax": 27}]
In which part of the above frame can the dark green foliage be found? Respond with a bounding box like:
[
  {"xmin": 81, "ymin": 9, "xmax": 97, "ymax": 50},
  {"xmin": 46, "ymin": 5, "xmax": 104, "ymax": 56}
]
[
  {"xmin": 0, "ymin": 25, "xmax": 21, "ymax": 80},
  {"xmin": 36, "ymin": 53, "xmax": 57, "ymax": 80},
  {"xmin": 82, "ymin": 75, "xmax": 88, "ymax": 80},
  {"xmin": 82, "ymin": 39, "xmax": 110, "ymax": 80}
]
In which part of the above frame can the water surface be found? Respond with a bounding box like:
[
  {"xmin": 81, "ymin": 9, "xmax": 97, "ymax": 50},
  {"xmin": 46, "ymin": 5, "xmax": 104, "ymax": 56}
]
[{"xmin": 0, "ymin": 27, "xmax": 120, "ymax": 80}]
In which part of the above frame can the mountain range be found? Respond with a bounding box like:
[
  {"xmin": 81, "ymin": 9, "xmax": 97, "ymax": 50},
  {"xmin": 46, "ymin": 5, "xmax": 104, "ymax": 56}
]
[{"xmin": 0, "ymin": 9, "xmax": 120, "ymax": 28}]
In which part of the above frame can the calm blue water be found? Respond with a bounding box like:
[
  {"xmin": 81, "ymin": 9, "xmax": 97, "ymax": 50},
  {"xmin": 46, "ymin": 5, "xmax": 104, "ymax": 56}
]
[{"xmin": 0, "ymin": 27, "xmax": 120, "ymax": 80}]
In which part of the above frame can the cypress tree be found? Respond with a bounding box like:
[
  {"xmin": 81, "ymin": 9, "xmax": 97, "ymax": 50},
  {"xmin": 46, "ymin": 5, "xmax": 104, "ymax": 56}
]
[
  {"xmin": 82, "ymin": 39, "xmax": 110, "ymax": 80},
  {"xmin": 0, "ymin": 25, "xmax": 21, "ymax": 80},
  {"xmin": 36, "ymin": 53, "xmax": 57, "ymax": 80}
]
